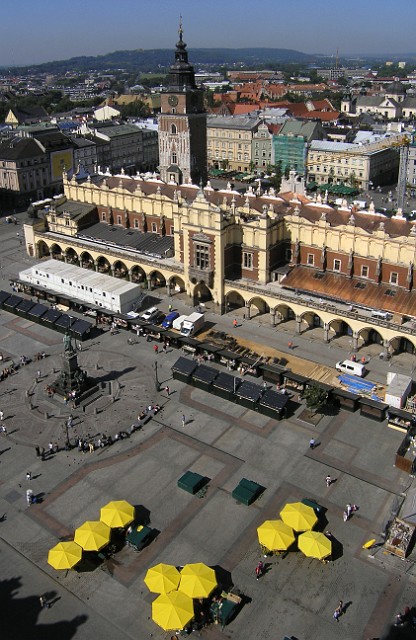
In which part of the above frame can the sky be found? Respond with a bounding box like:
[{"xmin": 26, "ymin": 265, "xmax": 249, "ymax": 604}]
[{"xmin": 1, "ymin": 0, "xmax": 415, "ymax": 67}]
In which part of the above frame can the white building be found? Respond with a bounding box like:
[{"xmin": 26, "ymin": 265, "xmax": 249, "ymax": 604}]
[{"xmin": 19, "ymin": 260, "xmax": 142, "ymax": 314}]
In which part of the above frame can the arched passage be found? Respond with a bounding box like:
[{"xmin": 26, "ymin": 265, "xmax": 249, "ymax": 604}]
[
  {"xmin": 193, "ymin": 282, "xmax": 213, "ymax": 304},
  {"xmin": 148, "ymin": 270, "xmax": 166, "ymax": 289},
  {"xmin": 130, "ymin": 265, "xmax": 146, "ymax": 283},
  {"xmin": 96, "ymin": 256, "xmax": 111, "ymax": 274},
  {"xmin": 358, "ymin": 326, "xmax": 383, "ymax": 347},
  {"xmin": 388, "ymin": 336, "xmax": 416, "ymax": 355},
  {"xmin": 249, "ymin": 297, "xmax": 269, "ymax": 317},
  {"xmin": 328, "ymin": 318, "xmax": 353, "ymax": 341},
  {"xmin": 169, "ymin": 276, "xmax": 185, "ymax": 294},
  {"xmin": 65, "ymin": 247, "xmax": 78, "ymax": 265},
  {"xmin": 50, "ymin": 243, "xmax": 63, "ymax": 259},
  {"xmin": 299, "ymin": 310, "xmax": 324, "ymax": 333},
  {"xmin": 80, "ymin": 251, "xmax": 94, "ymax": 269},
  {"xmin": 113, "ymin": 260, "xmax": 128, "ymax": 279},
  {"xmin": 37, "ymin": 240, "xmax": 49, "ymax": 258},
  {"xmin": 273, "ymin": 303, "xmax": 296, "ymax": 323},
  {"xmin": 226, "ymin": 291, "xmax": 245, "ymax": 311}
]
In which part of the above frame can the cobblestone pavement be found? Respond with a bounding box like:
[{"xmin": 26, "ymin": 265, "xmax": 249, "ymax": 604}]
[{"xmin": 0, "ymin": 214, "xmax": 416, "ymax": 640}]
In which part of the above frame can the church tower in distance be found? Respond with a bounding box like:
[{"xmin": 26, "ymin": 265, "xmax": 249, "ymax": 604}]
[{"xmin": 158, "ymin": 22, "xmax": 207, "ymax": 185}]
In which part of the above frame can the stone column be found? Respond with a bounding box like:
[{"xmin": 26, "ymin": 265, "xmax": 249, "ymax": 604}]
[
  {"xmin": 270, "ymin": 309, "xmax": 276, "ymax": 327},
  {"xmin": 94, "ymin": 259, "xmax": 99, "ymax": 272},
  {"xmin": 128, "ymin": 268, "xmax": 133, "ymax": 282},
  {"xmin": 296, "ymin": 316, "xmax": 302, "ymax": 334},
  {"xmin": 352, "ymin": 332, "xmax": 358, "ymax": 351},
  {"xmin": 245, "ymin": 301, "xmax": 251, "ymax": 320},
  {"xmin": 323, "ymin": 324, "xmax": 329, "ymax": 343}
]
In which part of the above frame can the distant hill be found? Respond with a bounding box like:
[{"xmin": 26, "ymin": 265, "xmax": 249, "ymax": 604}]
[{"xmin": 3, "ymin": 47, "xmax": 316, "ymax": 74}]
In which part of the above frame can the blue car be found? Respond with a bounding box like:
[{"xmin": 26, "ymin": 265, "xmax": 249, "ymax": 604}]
[{"xmin": 162, "ymin": 311, "xmax": 179, "ymax": 329}]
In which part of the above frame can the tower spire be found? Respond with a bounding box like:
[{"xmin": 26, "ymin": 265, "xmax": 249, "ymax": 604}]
[{"xmin": 179, "ymin": 15, "xmax": 183, "ymax": 42}]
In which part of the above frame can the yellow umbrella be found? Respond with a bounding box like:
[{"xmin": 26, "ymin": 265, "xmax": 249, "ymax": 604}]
[
  {"xmin": 257, "ymin": 519, "xmax": 295, "ymax": 551},
  {"xmin": 47, "ymin": 541, "xmax": 83, "ymax": 570},
  {"xmin": 280, "ymin": 502, "xmax": 318, "ymax": 532},
  {"xmin": 144, "ymin": 563, "xmax": 181, "ymax": 594},
  {"xmin": 298, "ymin": 531, "xmax": 332, "ymax": 560},
  {"xmin": 74, "ymin": 520, "xmax": 111, "ymax": 551},
  {"xmin": 100, "ymin": 500, "xmax": 135, "ymax": 528},
  {"xmin": 152, "ymin": 591, "xmax": 194, "ymax": 631},
  {"xmin": 178, "ymin": 562, "xmax": 217, "ymax": 598}
]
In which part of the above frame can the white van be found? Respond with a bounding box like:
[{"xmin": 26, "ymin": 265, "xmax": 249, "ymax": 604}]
[{"xmin": 336, "ymin": 360, "xmax": 366, "ymax": 377}]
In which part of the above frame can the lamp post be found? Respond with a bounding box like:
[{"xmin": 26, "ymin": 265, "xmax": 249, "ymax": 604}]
[{"xmin": 153, "ymin": 360, "xmax": 160, "ymax": 392}]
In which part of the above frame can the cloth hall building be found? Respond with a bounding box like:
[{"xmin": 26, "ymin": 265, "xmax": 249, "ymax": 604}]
[{"xmin": 22, "ymin": 31, "xmax": 416, "ymax": 356}]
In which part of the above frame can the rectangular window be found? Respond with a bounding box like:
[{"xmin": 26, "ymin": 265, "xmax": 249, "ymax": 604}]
[
  {"xmin": 361, "ymin": 265, "xmax": 369, "ymax": 278},
  {"xmin": 242, "ymin": 252, "xmax": 253, "ymax": 269},
  {"xmin": 333, "ymin": 259, "xmax": 341, "ymax": 272},
  {"xmin": 195, "ymin": 244, "xmax": 210, "ymax": 270},
  {"xmin": 307, "ymin": 254, "xmax": 314, "ymax": 266},
  {"xmin": 390, "ymin": 272, "xmax": 398, "ymax": 285},
  {"xmin": 151, "ymin": 222, "xmax": 157, "ymax": 233}
]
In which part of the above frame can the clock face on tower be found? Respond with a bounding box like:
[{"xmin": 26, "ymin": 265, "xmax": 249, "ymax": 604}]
[{"xmin": 168, "ymin": 95, "xmax": 178, "ymax": 107}]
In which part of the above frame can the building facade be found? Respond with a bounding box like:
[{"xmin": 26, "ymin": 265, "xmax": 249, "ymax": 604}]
[
  {"xmin": 207, "ymin": 115, "xmax": 260, "ymax": 172},
  {"xmin": 272, "ymin": 120, "xmax": 324, "ymax": 175}
]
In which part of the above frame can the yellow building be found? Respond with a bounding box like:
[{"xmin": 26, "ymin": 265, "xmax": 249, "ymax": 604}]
[{"xmin": 207, "ymin": 115, "xmax": 260, "ymax": 172}]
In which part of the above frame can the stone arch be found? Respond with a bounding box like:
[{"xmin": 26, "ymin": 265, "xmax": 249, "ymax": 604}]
[
  {"xmin": 248, "ymin": 297, "xmax": 269, "ymax": 317},
  {"xmin": 388, "ymin": 335, "xmax": 416, "ymax": 355},
  {"xmin": 130, "ymin": 265, "xmax": 146, "ymax": 283},
  {"xmin": 226, "ymin": 290, "xmax": 246, "ymax": 311},
  {"xmin": 113, "ymin": 260, "xmax": 128, "ymax": 279},
  {"xmin": 80, "ymin": 251, "xmax": 94, "ymax": 269},
  {"xmin": 65, "ymin": 247, "xmax": 78, "ymax": 265},
  {"xmin": 37, "ymin": 240, "xmax": 49, "ymax": 258},
  {"xmin": 96, "ymin": 256, "xmax": 111, "ymax": 274},
  {"xmin": 50, "ymin": 243, "xmax": 63, "ymax": 259},
  {"xmin": 193, "ymin": 281, "xmax": 213, "ymax": 304},
  {"xmin": 148, "ymin": 270, "xmax": 166, "ymax": 289},
  {"xmin": 168, "ymin": 275, "xmax": 185, "ymax": 294}
]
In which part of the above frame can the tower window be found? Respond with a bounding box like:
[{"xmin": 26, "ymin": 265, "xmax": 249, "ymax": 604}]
[
  {"xmin": 172, "ymin": 152, "xmax": 177, "ymax": 164},
  {"xmin": 171, "ymin": 124, "xmax": 177, "ymax": 134},
  {"xmin": 195, "ymin": 244, "xmax": 210, "ymax": 270}
]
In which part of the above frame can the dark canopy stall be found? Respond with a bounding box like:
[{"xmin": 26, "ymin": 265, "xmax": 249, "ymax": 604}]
[
  {"xmin": 239, "ymin": 355, "xmax": 262, "ymax": 377},
  {"xmin": 332, "ymin": 387, "xmax": 359, "ymax": 412},
  {"xmin": 54, "ymin": 314, "xmax": 77, "ymax": 334},
  {"xmin": 212, "ymin": 371, "xmax": 241, "ymax": 401},
  {"xmin": 172, "ymin": 356, "xmax": 198, "ymax": 383},
  {"xmin": 217, "ymin": 349, "xmax": 241, "ymax": 370},
  {"xmin": 3, "ymin": 294, "xmax": 23, "ymax": 312},
  {"xmin": 282, "ymin": 371, "xmax": 309, "ymax": 393},
  {"xmin": 358, "ymin": 397, "xmax": 389, "ymax": 422},
  {"xmin": 15, "ymin": 298, "xmax": 36, "ymax": 318},
  {"xmin": 235, "ymin": 380, "xmax": 263, "ymax": 410},
  {"xmin": 27, "ymin": 303, "xmax": 49, "ymax": 323},
  {"xmin": 42, "ymin": 308, "xmax": 62, "ymax": 328},
  {"xmin": 71, "ymin": 319, "xmax": 92, "ymax": 341},
  {"xmin": 191, "ymin": 364, "xmax": 218, "ymax": 391},
  {"xmin": 179, "ymin": 336, "xmax": 200, "ymax": 354},
  {"xmin": 259, "ymin": 389, "xmax": 289, "ymax": 420},
  {"xmin": 260, "ymin": 363, "xmax": 286, "ymax": 385},
  {"xmin": 196, "ymin": 342, "xmax": 222, "ymax": 361},
  {"xmin": 0, "ymin": 290, "xmax": 11, "ymax": 308}
]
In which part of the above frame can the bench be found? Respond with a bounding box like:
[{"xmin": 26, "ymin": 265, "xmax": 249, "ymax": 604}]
[{"xmin": 178, "ymin": 471, "xmax": 207, "ymax": 495}]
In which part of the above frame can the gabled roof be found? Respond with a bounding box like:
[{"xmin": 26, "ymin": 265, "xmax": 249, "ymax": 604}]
[
  {"xmin": 0, "ymin": 136, "xmax": 44, "ymax": 161},
  {"xmin": 8, "ymin": 105, "xmax": 49, "ymax": 123}
]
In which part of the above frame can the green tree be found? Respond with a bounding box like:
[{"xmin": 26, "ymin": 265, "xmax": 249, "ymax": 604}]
[{"xmin": 303, "ymin": 384, "xmax": 328, "ymax": 414}]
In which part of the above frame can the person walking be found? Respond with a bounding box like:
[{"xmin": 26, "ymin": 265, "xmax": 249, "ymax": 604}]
[
  {"xmin": 233, "ymin": 318, "xmax": 238, "ymax": 329},
  {"xmin": 153, "ymin": 344, "xmax": 159, "ymax": 355},
  {"xmin": 255, "ymin": 561, "xmax": 264, "ymax": 580},
  {"xmin": 309, "ymin": 438, "xmax": 315, "ymax": 450},
  {"xmin": 39, "ymin": 595, "xmax": 50, "ymax": 609},
  {"xmin": 326, "ymin": 474, "xmax": 332, "ymax": 487},
  {"xmin": 165, "ymin": 386, "xmax": 170, "ymax": 396},
  {"xmin": 181, "ymin": 414, "xmax": 186, "ymax": 428},
  {"xmin": 333, "ymin": 606, "xmax": 342, "ymax": 622},
  {"xmin": 0, "ymin": 410, "xmax": 4, "ymax": 421},
  {"xmin": 346, "ymin": 503, "xmax": 352, "ymax": 518},
  {"xmin": 168, "ymin": 304, "xmax": 173, "ymax": 313},
  {"xmin": 26, "ymin": 471, "xmax": 32, "ymax": 481}
]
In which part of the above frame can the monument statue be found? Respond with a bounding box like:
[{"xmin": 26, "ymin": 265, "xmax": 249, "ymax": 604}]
[{"xmin": 63, "ymin": 332, "xmax": 73, "ymax": 352}]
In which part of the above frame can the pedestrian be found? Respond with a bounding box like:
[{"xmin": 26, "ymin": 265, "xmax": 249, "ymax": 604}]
[
  {"xmin": 233, "ymin": 318, "xmax": 238, "ymax": 328},
  {"xmin": 343, "ymin": 510, "xmax": 349, "ymax": 523},
  {"xmin": 36, "ymin": 370, "xmax": 41, "ymax": 381},
  {"xmin": 255, "ymin": 561, "xmax": 264, "ymax": 580},
  {"xmin": 181, "ymin": 414, "xmax": 186, "ymax": 428},
  {"xmin": 326, "ymin": 474, "xmax": 332, "ymax": 487},
  {"xmin": 40, "ymin": 447, "xmax": 45, "ymax": 461},
  {"xmin": 0, "ymin": 410, "xmax": 3, "ymax": 421},
  {"xmin": 165, "ymin": 386, "xmax": 170, "ymax": 396},
  {"xmin": 309, "ymin": 438, "xmax": 315, "ymax": 450},
  {"xmin": 39, "ymin": 595, "xmax": 50, "ymax": 609},
  {"xmin": 26, "ymin": 489, "xmax": 33, "ymax": 506},
  {"xmin": 26, "ymin": 471, "xmax": 32, "ymax": 481},
  {"xmin": 395, "ymin": 613, "xmax": 404, "ymax": 627},
  {"xmin": 346, "ymin": 503, "xmax": 352, "ymax": 518},
  {"xmin": 288, "ymin": 340, "xmax": 294, "ymax": 350},
  {"xmin": 338, "ymin": 600, "xmax": 344, "ymax": 613},
  {"xmin": 48, "ymin": 442, "xmax": 53, "ymax": 453},
  {"xmin": 54, "ymin": 442, "xmax": 59, "ymax": 453},
  {"xmin": 333, "ymin": 607, "xmax": 341, "ymax": 622},
  {"xmin": 35, "ymin": 445, "xmax": 40, "ymax": 457},
  {"xmin": 153, "ymin": 344, "xmax": 159, "ymax": 355},
  {"xmin": 1, "ymin": 424, "xmax": 7, "ymax": 435},
  {"xmin": 168, "ymin": 304, "xmax": 173, "ymax": 313}
]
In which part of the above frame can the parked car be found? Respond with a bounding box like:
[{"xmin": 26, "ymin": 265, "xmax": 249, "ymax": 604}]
[
  {"xmin": 140, "ymin": 306, "xmax": 159, "ymax": 321},
  {"xmin": 162, "ymin": 311, "xmax": 180, "ymax": 329},
  {"xmin": 153, "ymin": 311, "xmax": 166, "ymax": 325}
]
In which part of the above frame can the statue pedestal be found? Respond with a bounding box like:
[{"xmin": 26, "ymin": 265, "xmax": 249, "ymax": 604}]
[{"xmin": 53, "ymin": 349, "xmax": 89, "ymax": 397}]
